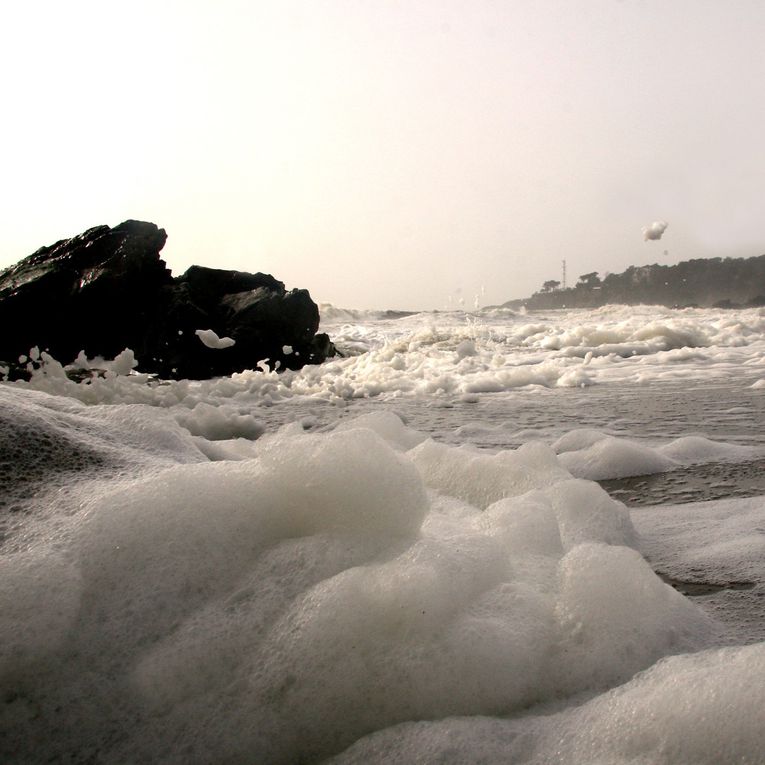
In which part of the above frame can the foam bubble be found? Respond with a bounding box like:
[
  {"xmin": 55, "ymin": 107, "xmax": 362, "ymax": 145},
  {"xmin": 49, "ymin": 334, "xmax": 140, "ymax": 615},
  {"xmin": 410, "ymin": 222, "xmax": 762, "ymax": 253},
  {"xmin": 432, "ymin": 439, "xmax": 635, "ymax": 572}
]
[
  {"xmin": 194, "ymin": 328, "xmax": 236, "ymax": 349},
  {"xmin": 642, "ymin": 219, "xmax": 669, "ymax": 241}
]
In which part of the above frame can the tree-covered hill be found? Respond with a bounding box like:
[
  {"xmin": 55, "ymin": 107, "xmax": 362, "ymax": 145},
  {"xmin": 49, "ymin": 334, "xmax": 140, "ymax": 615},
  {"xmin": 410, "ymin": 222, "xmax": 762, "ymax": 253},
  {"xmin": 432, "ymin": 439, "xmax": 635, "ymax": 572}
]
[{"xmin": 504, "ymin": 254, "xmax": 765, "ymax": 310}]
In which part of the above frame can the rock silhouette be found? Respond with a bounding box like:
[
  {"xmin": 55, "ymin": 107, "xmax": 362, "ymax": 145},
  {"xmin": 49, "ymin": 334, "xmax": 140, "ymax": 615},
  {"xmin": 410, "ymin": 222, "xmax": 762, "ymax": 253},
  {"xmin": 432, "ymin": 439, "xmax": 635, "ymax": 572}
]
[{"xmin": 0, "ymin": 220, "xmax": 335, "ymax": 379}]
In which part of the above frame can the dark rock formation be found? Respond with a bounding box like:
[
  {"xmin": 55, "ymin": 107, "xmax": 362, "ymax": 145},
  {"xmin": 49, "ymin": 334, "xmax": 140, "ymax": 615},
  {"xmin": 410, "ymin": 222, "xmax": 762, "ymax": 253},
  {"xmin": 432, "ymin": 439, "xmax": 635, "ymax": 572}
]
[{"xmin": 0, "ymin": 220, "xmax": 336, "ymax": 379}]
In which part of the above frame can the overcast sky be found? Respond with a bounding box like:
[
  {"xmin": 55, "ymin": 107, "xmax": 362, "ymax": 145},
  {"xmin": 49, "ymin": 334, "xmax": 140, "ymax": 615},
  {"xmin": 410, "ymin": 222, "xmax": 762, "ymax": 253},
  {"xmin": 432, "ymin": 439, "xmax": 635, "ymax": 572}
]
[{"xmin": 2, "ymin": 0, "xmax": 764, "ymax": 310}]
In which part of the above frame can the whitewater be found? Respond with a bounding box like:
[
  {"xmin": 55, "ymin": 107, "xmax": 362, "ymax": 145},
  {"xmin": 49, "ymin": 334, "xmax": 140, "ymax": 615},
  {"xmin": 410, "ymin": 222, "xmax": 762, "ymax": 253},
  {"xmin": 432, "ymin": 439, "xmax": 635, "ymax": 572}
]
[{"xmin": 2, "ymin": 303, "xmax": 765, "ymax": 763}]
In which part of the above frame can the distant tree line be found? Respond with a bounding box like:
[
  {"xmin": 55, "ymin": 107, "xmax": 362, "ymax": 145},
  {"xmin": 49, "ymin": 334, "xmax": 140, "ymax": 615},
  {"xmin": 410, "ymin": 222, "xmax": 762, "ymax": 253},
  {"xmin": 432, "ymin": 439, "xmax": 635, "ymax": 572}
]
[{"xmin": 508, "ymin": 255, "xmax": 765, "ymax": 310}]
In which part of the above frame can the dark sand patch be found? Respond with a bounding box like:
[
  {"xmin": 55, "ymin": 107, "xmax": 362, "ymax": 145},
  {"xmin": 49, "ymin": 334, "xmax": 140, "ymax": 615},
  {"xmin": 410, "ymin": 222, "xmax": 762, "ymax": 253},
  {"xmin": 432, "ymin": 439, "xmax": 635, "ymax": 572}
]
[{"xmin": 599, "ymin": 458, "xmax": 765, "ymax": 507}]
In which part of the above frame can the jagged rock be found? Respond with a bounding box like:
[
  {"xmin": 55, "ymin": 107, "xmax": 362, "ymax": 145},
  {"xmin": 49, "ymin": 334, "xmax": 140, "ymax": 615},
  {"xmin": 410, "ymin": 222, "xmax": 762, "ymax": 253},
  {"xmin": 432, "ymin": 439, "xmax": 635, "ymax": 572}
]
[
  {"xmin": 159, "ymin": 267, "xmax": 329, "ymax": 378},
  {"xmin": 0, "ymin": 220, "xmax": 172, "ymax": 366},
  {"xmin": 0, "ymin": 220, "xmax": 336, "ymax": 379}
]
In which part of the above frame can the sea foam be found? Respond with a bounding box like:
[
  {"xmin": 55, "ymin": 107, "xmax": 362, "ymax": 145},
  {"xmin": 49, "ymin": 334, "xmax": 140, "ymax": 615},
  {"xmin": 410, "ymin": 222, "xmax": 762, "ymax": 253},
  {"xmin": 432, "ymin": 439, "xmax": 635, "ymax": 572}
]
[
  {"xmin": 330, "ymin": 642, "xmax": 765, "ymax": 764},
  {"xmin": 0, "ymin": 391, "xmax": 713, "ymax": 763},
  {"xmin": 9, "ymin": 304, "xmax": 765, "ymax": 406},
  {"xmin": 2, "ymin": 303, "xmax": 764, "ymax": 762}
]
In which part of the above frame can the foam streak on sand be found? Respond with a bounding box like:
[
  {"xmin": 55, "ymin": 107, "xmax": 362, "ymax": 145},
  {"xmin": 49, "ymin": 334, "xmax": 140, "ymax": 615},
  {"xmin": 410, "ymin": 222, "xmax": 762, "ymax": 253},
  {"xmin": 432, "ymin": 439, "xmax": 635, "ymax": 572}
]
[{"xmin": 1, "ymin": 304, "xmax": 765, "ymax": 762}]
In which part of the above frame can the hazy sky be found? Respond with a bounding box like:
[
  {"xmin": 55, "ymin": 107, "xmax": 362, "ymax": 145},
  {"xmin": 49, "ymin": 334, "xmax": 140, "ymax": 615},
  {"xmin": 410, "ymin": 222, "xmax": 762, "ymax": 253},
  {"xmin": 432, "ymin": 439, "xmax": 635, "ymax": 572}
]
[{"xmin": 2, "ymin": 0, "xmax": 764, "ymax": 310}]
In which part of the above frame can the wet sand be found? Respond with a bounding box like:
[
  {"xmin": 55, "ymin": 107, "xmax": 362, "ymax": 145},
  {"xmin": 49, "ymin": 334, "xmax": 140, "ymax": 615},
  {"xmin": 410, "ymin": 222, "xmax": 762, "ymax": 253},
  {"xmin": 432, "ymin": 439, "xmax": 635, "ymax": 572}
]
[{"xmin": 600, "ymin": 458, "xmax": 765, "ymax": 508}]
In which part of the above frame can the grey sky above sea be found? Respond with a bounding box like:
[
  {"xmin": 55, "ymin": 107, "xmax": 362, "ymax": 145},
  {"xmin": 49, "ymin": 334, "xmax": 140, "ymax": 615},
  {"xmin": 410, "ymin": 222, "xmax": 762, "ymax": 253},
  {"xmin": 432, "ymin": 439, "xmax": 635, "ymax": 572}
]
[{"xmin": 2, "ymin": 0, "xmax": 764, "ymax": 311}]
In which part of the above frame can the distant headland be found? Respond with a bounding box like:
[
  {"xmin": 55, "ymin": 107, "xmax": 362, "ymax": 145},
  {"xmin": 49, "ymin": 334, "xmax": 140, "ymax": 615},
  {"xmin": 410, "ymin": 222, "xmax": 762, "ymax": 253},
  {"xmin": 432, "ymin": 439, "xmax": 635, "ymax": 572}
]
[{"xmin": 501, "ymin": 254, "xmax": 765, "ymax": 311}]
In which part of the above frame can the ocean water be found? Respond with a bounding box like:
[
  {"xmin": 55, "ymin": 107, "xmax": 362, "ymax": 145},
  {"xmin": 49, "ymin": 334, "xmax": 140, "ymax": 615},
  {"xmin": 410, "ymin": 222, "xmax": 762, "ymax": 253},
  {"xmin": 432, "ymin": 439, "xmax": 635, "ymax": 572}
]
[{"xmin": 2, "ymin": 303, "xmax": 765, "ymax": 763}]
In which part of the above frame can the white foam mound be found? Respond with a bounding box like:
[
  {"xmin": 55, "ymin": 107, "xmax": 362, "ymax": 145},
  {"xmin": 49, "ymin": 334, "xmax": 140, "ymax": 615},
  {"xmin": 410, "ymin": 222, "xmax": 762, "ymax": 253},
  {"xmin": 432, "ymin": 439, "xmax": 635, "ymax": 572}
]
[
  {"xmin": 174, "ymin": 401, "xmax": 265, "ymax": 441},
  {"xmin": 558, "ymin": 435, "xmax": 678, "ymax": 479},
  {"xmin": 658, "ymin": 434, "xmax": 760, "ymax": 463},
  {"xmin": 0, "ymin": 400, "xmax": 715, "ymax": 763},
  {"xmin": 330, "ymin": 642, "xmax": 765, "ymax": 764},
  {"xmin": 409, "ymin": 439, "xmax": 572, "ymax": 508},
  {"xmin": 69, "ymin": 347, "xmax": 140, "ymax": 376},
  {"xmin": 552, "ymin": 430, "xmax": 763, "ymax": 481},
  {"xmin": 552, "ymin": 427, "xmax": 611, "ymax": 454},
  {"xmin": 333, "ymin": 409, "xmax": 427, "ymax": 451}
]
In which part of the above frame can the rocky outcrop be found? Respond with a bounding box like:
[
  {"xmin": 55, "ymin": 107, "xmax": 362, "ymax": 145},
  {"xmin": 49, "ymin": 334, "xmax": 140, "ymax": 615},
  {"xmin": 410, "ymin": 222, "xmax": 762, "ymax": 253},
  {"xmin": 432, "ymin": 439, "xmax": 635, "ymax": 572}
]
[{"xmin": 0, "ymin": 220, "xmax": 335, "ymax": 379}]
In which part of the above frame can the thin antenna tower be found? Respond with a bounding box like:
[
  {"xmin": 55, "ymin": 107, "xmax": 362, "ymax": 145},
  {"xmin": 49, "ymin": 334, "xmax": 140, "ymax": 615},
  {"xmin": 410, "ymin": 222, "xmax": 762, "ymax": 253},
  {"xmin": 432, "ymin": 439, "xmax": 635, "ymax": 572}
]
[{"xmin": 561, "ymin": 259, "xmax": 567, "ymax": 290}]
